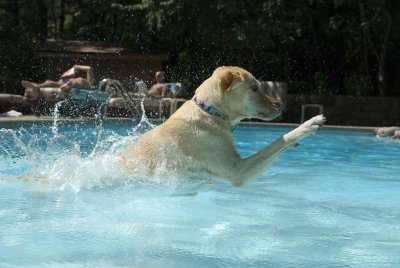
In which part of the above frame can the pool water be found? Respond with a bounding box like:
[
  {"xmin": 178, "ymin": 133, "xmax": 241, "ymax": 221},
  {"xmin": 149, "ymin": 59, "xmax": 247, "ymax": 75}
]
[{"xmin": 1, "ymin": 119, "xmax": 400, "ymax": 267}]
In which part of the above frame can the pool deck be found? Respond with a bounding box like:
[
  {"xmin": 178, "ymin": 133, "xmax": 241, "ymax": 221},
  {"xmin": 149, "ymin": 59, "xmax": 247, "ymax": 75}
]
[{"xmin": 0, "ymin": 115, "xmax": 377, "ymax": 132}]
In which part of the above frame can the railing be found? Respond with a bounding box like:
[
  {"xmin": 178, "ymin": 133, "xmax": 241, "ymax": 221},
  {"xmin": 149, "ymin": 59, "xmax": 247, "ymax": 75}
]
[
  {"xmin": 301, "ymin": 104, "xmax": 323, "ymax": 123},
  {"xmin": 159, "ymin": 98, "xmax": 187, "ymax": 118}
]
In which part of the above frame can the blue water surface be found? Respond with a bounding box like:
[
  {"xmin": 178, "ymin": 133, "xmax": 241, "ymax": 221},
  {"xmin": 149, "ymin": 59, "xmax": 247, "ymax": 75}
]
[{"xmin": 0, "ymin": 120, "xmax": 399, "ymax": 267}]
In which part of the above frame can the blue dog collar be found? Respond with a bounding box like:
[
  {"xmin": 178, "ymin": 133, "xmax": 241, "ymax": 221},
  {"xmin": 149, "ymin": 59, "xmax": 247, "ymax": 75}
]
[
  {"xmin": 191, "ymin": 95, "xmax": 238, "ymax": 132},
  {"xmin": 191, "ymin": 95, "xmax": 226, "ymax": 120}
]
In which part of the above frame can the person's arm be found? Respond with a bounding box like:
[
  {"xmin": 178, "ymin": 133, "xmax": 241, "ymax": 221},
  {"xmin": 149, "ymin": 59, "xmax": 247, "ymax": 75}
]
[
  {"xmin": 60, "ymin": 67, "xmax": 75, "ymax": 79},
  {"xmin": 161, "ymin": 84, "xmax": 169, "ymax": 97},
  {"xmin": 73, "ymin": 65, "xmax": 94, "ymax": 84}
]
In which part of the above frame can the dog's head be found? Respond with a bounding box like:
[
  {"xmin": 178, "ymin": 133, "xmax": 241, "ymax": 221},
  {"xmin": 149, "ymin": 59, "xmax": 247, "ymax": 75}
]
[{"xmin": 196, "ymin": 66, "xmax": 283, "ymax": 124}]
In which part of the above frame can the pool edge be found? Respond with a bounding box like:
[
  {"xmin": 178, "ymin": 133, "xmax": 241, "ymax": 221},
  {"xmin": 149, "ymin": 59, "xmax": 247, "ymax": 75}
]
[{"xmin": 0, "ymin": 115, "xmax": 377, "ymax": 132}]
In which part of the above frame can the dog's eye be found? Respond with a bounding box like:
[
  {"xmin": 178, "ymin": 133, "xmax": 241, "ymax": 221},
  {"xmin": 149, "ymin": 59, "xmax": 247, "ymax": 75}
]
[{"xmin": 251, "ymin": 85, "xmax": 258, "ymax": 92}]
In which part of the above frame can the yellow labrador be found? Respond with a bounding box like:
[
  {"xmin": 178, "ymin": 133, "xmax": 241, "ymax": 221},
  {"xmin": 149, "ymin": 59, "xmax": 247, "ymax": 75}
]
[{"xmin": 117, "ymin": 66, "xmax": 325, "ymax": 186}]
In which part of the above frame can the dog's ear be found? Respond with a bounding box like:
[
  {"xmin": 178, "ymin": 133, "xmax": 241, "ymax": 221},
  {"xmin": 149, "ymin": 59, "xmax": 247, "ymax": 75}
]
[{"xmin": 218, "ymin": 69, "xmax": 245, "ymax": 91}]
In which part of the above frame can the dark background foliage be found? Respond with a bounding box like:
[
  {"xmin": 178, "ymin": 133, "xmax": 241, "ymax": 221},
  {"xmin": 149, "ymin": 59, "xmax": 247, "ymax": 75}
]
[{"xmin": 1, "ymin": 0, "xmax": 399, "ymax": 96}]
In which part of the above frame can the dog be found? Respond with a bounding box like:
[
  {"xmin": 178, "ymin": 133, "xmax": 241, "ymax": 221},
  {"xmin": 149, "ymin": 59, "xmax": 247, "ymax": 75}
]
[
  {"xmin": 117, "ymin": 66, "xmax": 325, "ymax": 186},
  {"xmin": 374, "ymin": 126, "xmax": 400, "ymax": 138}
]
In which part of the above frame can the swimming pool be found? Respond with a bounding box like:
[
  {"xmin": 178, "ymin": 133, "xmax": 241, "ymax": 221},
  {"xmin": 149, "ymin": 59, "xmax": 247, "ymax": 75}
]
[{"xmin": 1, "ymin": 119, "xmax": 400, "ymax": 267}]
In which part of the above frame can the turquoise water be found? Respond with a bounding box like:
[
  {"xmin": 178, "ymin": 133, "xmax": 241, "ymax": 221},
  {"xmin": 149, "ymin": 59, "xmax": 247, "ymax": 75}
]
[{"xmin": 1, "ymin": 120, "xmax": 400, "ymax": 267}]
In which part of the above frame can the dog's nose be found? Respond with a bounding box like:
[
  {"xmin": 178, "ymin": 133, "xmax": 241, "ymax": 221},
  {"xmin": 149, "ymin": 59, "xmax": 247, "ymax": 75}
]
[{"xmin": 273, "ymin": 100, "xmax": 284, "ymax": 111}]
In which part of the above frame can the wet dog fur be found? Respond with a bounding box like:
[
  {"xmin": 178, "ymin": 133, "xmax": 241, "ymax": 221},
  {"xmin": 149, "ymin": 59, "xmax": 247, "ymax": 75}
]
[{"xmin": 117, "ymin": 66, "xmax": 325, "ymax": 186}]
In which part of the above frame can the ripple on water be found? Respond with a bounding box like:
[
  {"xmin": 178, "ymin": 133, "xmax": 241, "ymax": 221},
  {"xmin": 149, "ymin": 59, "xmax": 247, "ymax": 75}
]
[{"xmin": 1, "ymin": 122, "xmax": 400, "ymax": 266}]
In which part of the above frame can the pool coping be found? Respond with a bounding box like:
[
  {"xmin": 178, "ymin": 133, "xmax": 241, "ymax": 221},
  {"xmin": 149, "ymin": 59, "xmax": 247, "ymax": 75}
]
[{"xmin": 0, "ymin": 115, "xmax": 378, "ymax": 132}]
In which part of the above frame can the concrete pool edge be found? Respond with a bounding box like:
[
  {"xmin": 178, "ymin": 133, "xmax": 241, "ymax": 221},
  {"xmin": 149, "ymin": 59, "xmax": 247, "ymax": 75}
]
[
  {"xmin": 0, "ymin": 115, "xmax": 378, "ymax": 132},
  {"xmin": 240, "ymin": 121, "xmax": 377, "ymax": 132}
]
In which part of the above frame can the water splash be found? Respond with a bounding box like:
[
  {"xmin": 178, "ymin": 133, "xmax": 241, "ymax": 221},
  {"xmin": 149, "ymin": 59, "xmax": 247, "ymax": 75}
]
[
  {"xmin": 130, "ymin": 96, "xmax": 155, "ymax": 133},
  {"xmin": 0, "ymin": 99, "xmax": 209, "ymax": 194},
  {"xmin": 90, "ymin": 101, "xmax": 110, "ymax": 156},
  {"xmin": 51, "ymin": 100, "xmax": 67, "ymax": 136}
]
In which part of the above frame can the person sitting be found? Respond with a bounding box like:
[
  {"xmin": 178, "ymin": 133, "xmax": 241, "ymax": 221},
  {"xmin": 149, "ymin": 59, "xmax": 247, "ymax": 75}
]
[
  {"xmin": 21, "ymin": 65, "xmax": 94, "ymax": 93},
  {"xmin": 147, "ymin": 71, "xmax": 169, "ymax": 98}
]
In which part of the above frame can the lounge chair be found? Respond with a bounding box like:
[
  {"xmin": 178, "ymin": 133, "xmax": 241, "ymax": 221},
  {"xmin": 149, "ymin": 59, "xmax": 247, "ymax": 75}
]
[
  {"xmin": 0, "ymin": 93, "xmax": 29, "ymax": 113},
  {"xmin": 0, "ymin": 79, "xmax": 187, "ymax": 118},
  {"xmin": 107, "ymin": 80, "xmax": 188, "ymax": 118},
  {"xmin": 159, "ymin": 82, "xmax": 188, "ymax": 118}
]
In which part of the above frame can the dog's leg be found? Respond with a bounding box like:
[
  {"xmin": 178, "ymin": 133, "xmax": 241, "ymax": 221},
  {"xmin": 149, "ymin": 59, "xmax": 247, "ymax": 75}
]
[{"xmin": 230, "ymin": 115, "xmax": 326, "ymax": 186}]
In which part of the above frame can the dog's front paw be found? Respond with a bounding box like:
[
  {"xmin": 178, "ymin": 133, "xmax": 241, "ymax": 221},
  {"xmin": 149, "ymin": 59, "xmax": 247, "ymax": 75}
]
[
  {"xmin": 284, "ymin": 115, "xmax": 326, "ymax": 144},
  {"xmin": 303, "ymin": 114, "xmax": 326, "ymax": 132}
]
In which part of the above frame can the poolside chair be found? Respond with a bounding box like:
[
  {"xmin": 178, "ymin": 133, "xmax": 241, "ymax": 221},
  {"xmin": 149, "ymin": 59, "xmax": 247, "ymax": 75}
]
[
  {"xmin": 104, "ymin": 79, "xmax": 162, "ymax": 118},
  {"xmin": 0, "ymin": 93, "xmax": 29, "ymax": 114},
  {"xmin": 109, "ymin": 80, "xmax": 187, "ymax": 119},
  {"xmin": 22, "ymin": 87, "xmax": 68, "ymax": 115},
  {"xmin": 22, "ymin": 83, "xmax": 110, "ymax": 116},
  {"xmin": 301, "ymin": 104, "xmax": 323, "ymax": 123}
]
